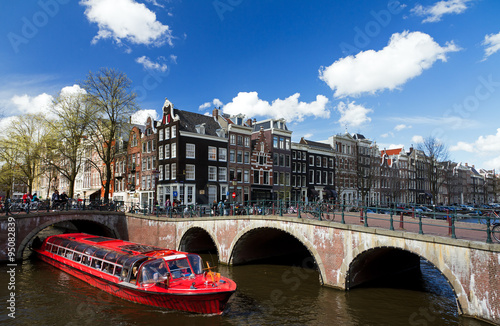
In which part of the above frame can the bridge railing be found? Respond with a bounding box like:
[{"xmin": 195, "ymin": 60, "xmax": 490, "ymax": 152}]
[{"xmin": 3, "ymin": 199, "xmax": 498, "ymax": 244}]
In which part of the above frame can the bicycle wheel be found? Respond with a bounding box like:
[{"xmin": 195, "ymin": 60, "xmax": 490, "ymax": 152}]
[{"xmin": 492, "ymin": 224, "xmax": 500, "ymax": 243}]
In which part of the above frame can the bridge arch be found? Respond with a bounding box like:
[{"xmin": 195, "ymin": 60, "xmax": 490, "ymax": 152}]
[
  {"xmin": 342, "ymin": 244, "xmax": 466, "ymax": 314},
  {"xmin": 16, "ymin": 216, "xmax": 121, "ymax": 261},
  {"xmin": 227, "ymin": 224, "xmax": 326, "ymax": 284},
  {"xmin": 177, "ymin": 226, "xmax": 220, "ymax": 255}
]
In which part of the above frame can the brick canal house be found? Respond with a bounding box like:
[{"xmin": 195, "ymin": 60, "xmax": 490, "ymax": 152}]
[
  {"xmin": 157, "ymin": 99, "xmax": 228, "ymax": 206},
  {"xmin": 214, "ymin": 109, "xmax": 253, "ymax": 204},
  {"xmin": 250, "ymin": 126, "xmax": 273, "ymax": 201},
  {"xmin": 252, "ymin": 119, "xmax": 292, "ymax": 202}
]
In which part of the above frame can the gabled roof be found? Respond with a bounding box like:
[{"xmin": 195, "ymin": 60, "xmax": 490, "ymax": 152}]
[
  {"xmin": 175, "ymin": 109, "xmax": 223, "ymax": 137},
  {"xmin": 300, "ymin": 138, "xmax": 333, "ymax": 151},
  {"xmin": 380, "ymin": 148, "xmax": 404, "ymax": 157}
]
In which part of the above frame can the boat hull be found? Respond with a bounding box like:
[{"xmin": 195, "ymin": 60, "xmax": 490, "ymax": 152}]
[{"xmin": 37, "ymin": 252, "xmax": 234, "ymax": 314}]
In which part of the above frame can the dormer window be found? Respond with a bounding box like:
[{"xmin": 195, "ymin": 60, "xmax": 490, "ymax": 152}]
[
  {"xmin": 216, "ymin": 128, "xmax": 226, "ymax": 138},
  {"xmin": 195, "ymin": 123, "xmax": 206, "ymax": 134}
]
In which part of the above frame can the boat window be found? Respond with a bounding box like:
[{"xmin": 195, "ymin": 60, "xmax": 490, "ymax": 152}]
[
  {"xmin": 104, "ymin": 251, "xmax": 119, "ymax": 264},
  {"xmin": 138, "ymin": 259, "xmax": 169, "ymax": 285},
  {"xmin": 75, "ymin": 244, "xmax": 88, "ymax": 253},
  {"xmin": 60, "ymin": 239, "xmax": 71, "ymax": 248},
  {"xmin": 91, "ymin": 258, "xmax": 102, "ymax": 270},
  {"xmin": 187, "ymin": 254, "xmax": 203, "ymax": 275},
  {"xmin": 84, "ymin": 246, "xmax": 98, "ymax": 256},
  {"xmin": 81, "ymin": 255, "xmax": 91, "ymax": 266},
  {"xmin": 167, "ymin": 259, "xmax": 192, "ymax": 279},
  {"xmin": 73, "ymin": 252, "xmax": 82, "ymax": 262},
  {"xmin": 93, "ymin": 249, "xmax": 108, "ymax": 260}
]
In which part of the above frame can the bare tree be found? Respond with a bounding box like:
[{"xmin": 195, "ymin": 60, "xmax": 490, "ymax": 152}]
[
  {"xmin": 44, "ymin": 90, "xmax": 98, "ymax": 198},
  {"xmin": 81, "ymin": 68, "xmax": 139, "ymax": 202},
  {"xmin": 417, "ymin": 136, "xmax": 450, "ymax": 204}
]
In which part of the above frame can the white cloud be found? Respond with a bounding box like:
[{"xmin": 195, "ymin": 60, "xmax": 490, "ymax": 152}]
[
  {"xmin": 391, "ymin": 115, "xmax": 478, "ymax": 130},
  {"xmin": 381, "ymin": 132, "xmax": 394, "ymax": 138},
  {"xmin": 60, "ymin": 84, "xmax": 87, "ymax": 97},
  {"xmin": 411, "ymin": 0, "xmax": 472, "ymax": 23},
  {"xmin": 482, "ymin": 31, "xmax": 500, "ymax": 61},
  {"xmin": 222, "ymin": 92, "xmax": 330, "ymax": 122},
  {"xmin": 303, "ymin": 133, "xmax": 313, "ymax": 139},
  {"xmin": 388, "ymin": 144, "xmax": 405, "ymax": 149},
  {"xmin": 319, "ymin": 31, "xmax": 460, "ymax": 98},
  {"xmin": 412, "ymin": 135, "xmax": 425, "ymax": 143},
  {"xmin": 131, "ymin": 109, "xmax": 158, "ymax": 125},
  {"xmin": 484, "ymin": 156, "xmax": 500, "ymax": 171},
  {"xmin": 395, "ymin": 124, "xmax": 411, "ymax": 131},
  {"xmin": 170, "ymin": 55, "xmax": 178, "ymax": 64},
  {"xmin": 199, "ymin": 98, "xmax": 223, "ymax": 111},
  {"xmin": 337, "ymin": 101, "xmax": 372, "ymax": 128},
  {"xmin": 10, "ymin": 93, "xmax": 53, "ymax": 115},
  {"xmin": 136, "ymin": 56, "xmax": 168, "ymax": 72},
  {"xmin": 80, "ymin": 0, "xmax": 172, "ymax": 46},
  {"xmin": 450, "ymin": 128, "xmax": 500, "ymax": 153}
]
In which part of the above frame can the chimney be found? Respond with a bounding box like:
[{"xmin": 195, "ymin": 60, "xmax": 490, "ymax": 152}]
[
  {"xmin": 246, "ymin": 119, "xmax": 252, "ymax": 127},
  {"xmin": 212, "ymin": 108, "xmax": 219, "ymax": 121}
]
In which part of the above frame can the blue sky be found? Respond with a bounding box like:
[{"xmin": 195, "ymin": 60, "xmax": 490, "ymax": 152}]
[{"xmin": 1, "ymin": 0, "xmax": 500, "ymax": 171}]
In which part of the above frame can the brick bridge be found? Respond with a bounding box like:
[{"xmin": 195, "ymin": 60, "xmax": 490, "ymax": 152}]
[{"xmin": 1, "ymin": 212, "xmax": 499, "ymax": 324}]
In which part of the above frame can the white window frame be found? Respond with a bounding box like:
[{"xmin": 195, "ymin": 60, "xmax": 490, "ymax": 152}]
[
  {"xmin": 186, "ymin": 143, "xmax": 196, "ymax": 159},
  {"xmin": 186, "ymin": 164, "xmax": 195, "ymax": 180}
]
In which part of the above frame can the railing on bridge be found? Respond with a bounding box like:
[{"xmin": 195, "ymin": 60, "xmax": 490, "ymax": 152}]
[{"xmin": 2, "ymin": 198, "xmax": 499, "ymax": 244}]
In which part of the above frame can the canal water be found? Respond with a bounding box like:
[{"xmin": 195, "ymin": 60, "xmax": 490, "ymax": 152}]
[{"xmin": 0, "ymin": 244, "xmax": 491, "ymax": 325}]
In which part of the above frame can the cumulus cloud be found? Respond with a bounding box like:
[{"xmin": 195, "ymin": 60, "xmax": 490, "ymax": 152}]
[
  {"xmin": 136, "ymin": 56, "xmax": 168, "ymax": 72},
  {"xmin": 381, "ymin": 132, "xmax": 394, "ymax": 138},
  {"xmin": 411, "ymin": 0, "xmax": 472, "ymax": 23},
  {"xmin": 131, "ymin": 109, "xmax": 159, "ymax": 125},
  {"xmin": 482, "ymin": 31, "xmax": 500, "ymax": 61},
  {"xmin": 9, "ymin": 93, "xmax": 53, "ymax": 115},
  {"xmin": 199, "ymin": 98, "xmax": 224, "ymax": 111},
  {"xmin": 319, "ymin": 31, "xmax": 460, "ymax": 98},
  {"xmin": 412, "ymin": 135, "xmax": 424, "ymax": 144},
  {"xmin": 80, "ymin": 0, "xmax": 172, "ymax": 46},
  {"xmin": 450, "ymin": 128, "xmax": 500, "ymax": 153},
  {"xmin": 337, "ymin": 101, "xmax": 372, "ymax": 128},
  {"xmin": 222, "ymin": 92, "xmax": 330, "ymax": 122}
]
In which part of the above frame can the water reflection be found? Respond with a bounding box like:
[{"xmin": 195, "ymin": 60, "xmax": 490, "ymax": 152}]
[{"xmin": 0, "ymin": 251, "xmax": 492, "ymax": 326}]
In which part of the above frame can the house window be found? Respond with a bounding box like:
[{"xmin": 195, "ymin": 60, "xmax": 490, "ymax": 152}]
[
  {"xmin": 208, "ymin": 166, "xmax": 217, "ymax": 181},
  {"xmin": 165, "ymin": 164, "xmax": 170, "ymax": 180},
  {"xmin": 208, "ymin": 147, "xmax": 217, "ymax": 161},
  {"xmin": 237, "ymin": 135, "xmax": 243, "ymax": 146},
  {"xmin": 237, "ymin": 151, "xmax": 243, "ymax": 163},
  {"xmin": 244, "ymin": 170, "xmax": 249, "ymax": 183},
  {"xmin": 171, "ymin": 163, "xmax": 176, "ymax": 180},
  {"xmin": 229, "ymin": 150, "xmax": 235, "ymax": 163},
  {"xmin": 237, "ymin": 169, "xmax": 242, "ymax": 182},
  {"xmin": 186, "ymin": 165, "xmax": 195, "ymax": 180},
  {"xmin": 274, "ymin": 172, "xmax": 278, "ymax": 185},
  {"xmin": 254, "ymin": 170, "xmax": 260, "ymax": 184},
  {"xmin": 165, "ymin": 144, "xmax": 170, "ymax": 159},
  {"xmin": 273, "ymin": 136, "xmax": 278, "ymax": 148},
  {"xmin": 171, "ymin": 143, "xmax": 177, "ymax": 158},
  {"xmin": 230, "ymin": 134, "xmax": 236, "ymax": 145},
  {"xmin": 244, "ymin": 137, "xmax": 250, "ymax": 147},
  {"xmin": 264, "ymin": 171, "xmax": 269, "ymax": 185},
  {"xmin": 280, "ymin": 137, "xmax": 284, "ymax": 149},
  {"xmin": 309, "ymin": 155, "xmax": 314, "ymax": 166},
  {"xmin": 219, "ymin": 167, "xmax": 227, "ymax": 182},
  {"xmin": 285, "ymin": 155, "xmax": 290, "ymax": 167},
  {"xmin": 219, "ymin": 148, "xmax": 227, "ymax": 161},
  {"xmin": 244, "ymin": 152, "xmax": 250, "ymax": 164},
  {"xmin": 142, "ymin": 143, "xmax": 146, "ymax": 153},
  {"xmin": 171, "ymin": 126, "xmax": 176, "ymax": 138},
  {"xmin": 186, "ymin": 144, "xmax": 195, "ymax": 159},
  {"xmin": 208, "ymin": 186, "xmax": 217, "ymax": 203},
  {"xmin": 229, "ymin": 169, "xmax": 235, "ymax": 181},
  {"xmin": 159, "ymin": 129, "xmax": 163, "ymax": 141},
  {"xmin": 286, "ymin": 139, "xmax": 290, "ymax": 150},
  {"xmin": 159, "ymin": 146, "xmax": 163, "ymax": 160},
  {"xmin": 165, "ymin": 127, "xmax": 170, "ymax": 140}
]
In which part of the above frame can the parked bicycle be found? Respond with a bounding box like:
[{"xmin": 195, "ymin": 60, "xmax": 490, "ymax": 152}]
[{"xmin": 492, "ymin": 222, "xmax": 500, "ymax": 243}]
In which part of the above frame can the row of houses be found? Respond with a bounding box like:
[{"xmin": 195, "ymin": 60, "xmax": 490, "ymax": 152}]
[{"xmin": 32, "ymin": 98, "xmax": 499, "ymax": 208}]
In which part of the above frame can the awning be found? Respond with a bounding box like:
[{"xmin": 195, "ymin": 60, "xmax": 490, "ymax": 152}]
[
  {"xmin": 308, "ymin": 188, "xmax": 319, "ymax": 197},
  {"xmin": 323, "ymin": 187, "xmax": 337, "ymax": 198},
  {"xmin": 83, "ymin": 189, "xmax": 101, "ymax": 199}
]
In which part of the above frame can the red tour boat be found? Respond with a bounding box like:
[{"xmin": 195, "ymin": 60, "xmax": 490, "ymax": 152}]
[{"xmin": 33, "ymin": 233, "xmax": 236, "ymax": 314}]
